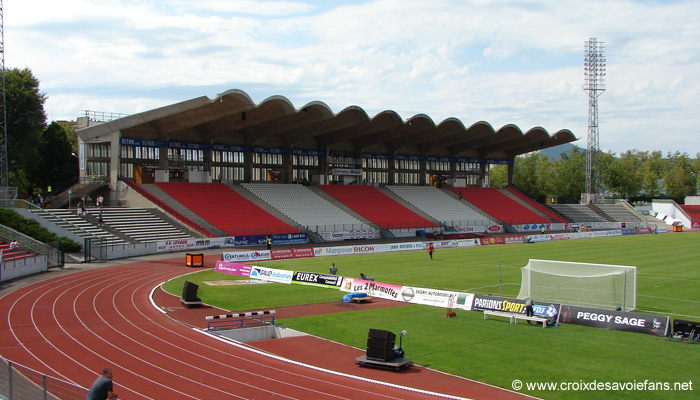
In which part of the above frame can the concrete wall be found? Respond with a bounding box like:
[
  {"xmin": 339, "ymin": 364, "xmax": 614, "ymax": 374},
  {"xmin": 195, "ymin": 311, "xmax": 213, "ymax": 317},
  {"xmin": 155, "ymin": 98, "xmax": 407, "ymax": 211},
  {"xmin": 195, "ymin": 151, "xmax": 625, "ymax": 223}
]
[
  {"xmin": 1, "ymin": 255, "xmax": 48, "ymax": 282},
  {"xmin": 685, "ymin": 196, "xmax": 700, "ymax": 206}
]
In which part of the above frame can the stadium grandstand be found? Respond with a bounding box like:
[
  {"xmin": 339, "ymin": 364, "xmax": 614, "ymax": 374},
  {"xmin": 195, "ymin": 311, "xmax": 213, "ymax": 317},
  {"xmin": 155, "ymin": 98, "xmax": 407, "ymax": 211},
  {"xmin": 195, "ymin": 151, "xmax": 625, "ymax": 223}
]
[{"xmin": 6, "ymin": 88, "xmax": 687, "ymax": 269}]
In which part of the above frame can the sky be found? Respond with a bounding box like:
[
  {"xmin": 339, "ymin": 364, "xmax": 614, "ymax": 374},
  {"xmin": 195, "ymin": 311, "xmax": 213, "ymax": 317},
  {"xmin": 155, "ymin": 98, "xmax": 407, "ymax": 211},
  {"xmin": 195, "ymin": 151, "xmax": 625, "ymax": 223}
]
[{"xmin": 6, "ymin": 0, "xmax": 700, "ymax": 155}]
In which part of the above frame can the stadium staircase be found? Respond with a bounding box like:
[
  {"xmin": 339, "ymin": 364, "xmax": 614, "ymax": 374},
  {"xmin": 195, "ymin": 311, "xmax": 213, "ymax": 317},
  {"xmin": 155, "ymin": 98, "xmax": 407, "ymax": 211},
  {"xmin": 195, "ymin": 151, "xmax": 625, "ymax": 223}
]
[
  {"xmin": 85, "ymin": 208, "xmax": 197, "ymax": 242},
  {"xmin": 48, "ymin": 181, "xmax": 108, "ymax": 209},
  {"xmin": 135, "ymin": 183, "xmax": 221, "ymax": 237},
  {"xmin": 319, "ymin": 185, "xmax": 438, "ymax": 230},
  {"xmin": 503, "ymin": 187, "xmax": 569, "ymax": 223},
  {"xmin": 156, "ymin": 182, "xmax": 300, "ymax": 237},
  {"xmin": 549, "ymin": 204, "xmax": 607, "ymax": 222},
  {"xmin": 27, "ymin": 208, "xmax": 130, "ymax": 246},
  {"xmin": 590, "ymin": 203, "xmax": 645, "ymax": 224}
]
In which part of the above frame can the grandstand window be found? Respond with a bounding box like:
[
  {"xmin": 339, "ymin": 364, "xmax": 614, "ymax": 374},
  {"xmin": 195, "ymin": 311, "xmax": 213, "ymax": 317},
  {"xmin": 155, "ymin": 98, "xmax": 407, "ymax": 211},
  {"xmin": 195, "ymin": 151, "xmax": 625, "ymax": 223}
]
[
  {"xmin": 252, "ymin": 168, "xmax": 264, "ymax": 181},
  {"xmin": 363, "ymin": 158, "xmax": 388, "ymax": 169},
  {"xmin": 120, "ymin": 163, "xmax": 133, "ymax": 179},
  {"xmin": 293, "ymin": 169, "xmax": 309, "ymax": 181},
  {"xmin": 253, "ymin": 152, "xmax": 282, "ymax": 165},
  {"xmin": 397, "ymin": 159, "xmax": 419, "ymax": 170},
  {"xmin": 428, "ymin": 161, "xmax": 449, "ymax": 171},
  {"xmin": 363, "ymin": 170, "xmax": 387, "ymax": 184},
  {"xmin": 395, "ymin": 171, "xmax": 419, "ymax": 184},
  {"xmin": 87, "ymin": 161, "xmax": 109, "ymax": 178},
  {"xmin": 213, "ymin": 150, "xmax": 244, "ymax": 164},
  {"xmin": 293, "ymin": 154, "xmax": 318, "ymax": 167},
  {"xmin": 121, "ymin": 146, "xmax": 134, "ymax": 159},
  {"xmin": 215, "ymin": 166, "xmax": 244, "ymax": 181},
  {"xmin": 87, "ymin": 143, "xmax": 111, "ymax": 158},
  {"xmin": 456, "ymin": 162, "xmax": 480, "ymax": 172}
]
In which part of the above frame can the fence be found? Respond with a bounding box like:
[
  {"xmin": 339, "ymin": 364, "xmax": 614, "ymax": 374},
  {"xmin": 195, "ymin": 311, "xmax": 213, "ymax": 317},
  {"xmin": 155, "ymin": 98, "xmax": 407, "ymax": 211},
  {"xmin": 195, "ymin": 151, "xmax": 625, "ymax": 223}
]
[
  {"xmin": 206, "ymin": 311, "xmax": 276, "ymax": 332},
  {"xmin": 0, "ymin": 358, "xmax": 87, "ymax": 400}
]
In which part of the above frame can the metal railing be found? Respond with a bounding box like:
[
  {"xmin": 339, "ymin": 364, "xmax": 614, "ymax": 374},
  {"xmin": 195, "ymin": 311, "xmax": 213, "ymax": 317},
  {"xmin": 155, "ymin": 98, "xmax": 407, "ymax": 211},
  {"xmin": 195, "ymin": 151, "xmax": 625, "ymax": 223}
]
[{"xmin": 0, "ymin": 358, "xmax": 87, "ymax": 400}]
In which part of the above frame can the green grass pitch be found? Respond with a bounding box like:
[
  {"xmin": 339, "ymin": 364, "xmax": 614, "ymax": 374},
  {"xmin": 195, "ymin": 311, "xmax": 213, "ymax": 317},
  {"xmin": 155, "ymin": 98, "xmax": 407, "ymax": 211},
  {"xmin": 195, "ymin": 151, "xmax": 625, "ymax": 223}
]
[{"xmin": 163, "ymin": 233, "xmax": 700, "ymax": 399}]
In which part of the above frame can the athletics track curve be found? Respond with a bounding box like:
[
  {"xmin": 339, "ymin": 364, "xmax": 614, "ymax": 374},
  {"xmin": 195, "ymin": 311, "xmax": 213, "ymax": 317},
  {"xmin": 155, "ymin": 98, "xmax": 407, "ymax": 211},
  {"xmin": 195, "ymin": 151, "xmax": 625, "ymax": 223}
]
[{"xmin": 0, "ymin": 253, "xmax": 536, "ymax": 400}]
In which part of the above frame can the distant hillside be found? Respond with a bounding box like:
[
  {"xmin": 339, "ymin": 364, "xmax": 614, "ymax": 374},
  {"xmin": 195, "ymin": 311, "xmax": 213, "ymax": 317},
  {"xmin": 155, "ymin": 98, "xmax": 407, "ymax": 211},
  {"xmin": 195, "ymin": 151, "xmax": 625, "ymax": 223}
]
[{"xmin": 538, "ymin": 143, "xmax": 579, "ymax": 160}]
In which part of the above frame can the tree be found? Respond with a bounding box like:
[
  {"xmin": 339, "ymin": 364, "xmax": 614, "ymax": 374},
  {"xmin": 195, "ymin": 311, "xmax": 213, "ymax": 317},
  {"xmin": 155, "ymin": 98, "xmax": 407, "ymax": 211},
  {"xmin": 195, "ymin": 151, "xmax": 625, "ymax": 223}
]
[
  {"xmin": 512, "ymin": 152, "xmax": 541, "ymax": 197},
  {"xmin": 639, "ymin": 151, "xmax": 666, "ymax": 198},
  {"xmin": 37, "ymin": 122, "xmax": 79, "ymax": 192},
  {"xmin": 664, "ymin": 152, "xmax": 696, "ymax": 199},
  {"xmin": 5, "ymin": 67, "xmax": 48, "ymax": 195},
  {"xmin": 552, "ymin": 147, "xmax": 586, "ymax": 203},
  {"xmin": 489, "ymin": 164, "xmax": 508, "ymax": 188},
  {"xmin": 599, "ymin": 150, "xmax": 642, "ymax": 199}
]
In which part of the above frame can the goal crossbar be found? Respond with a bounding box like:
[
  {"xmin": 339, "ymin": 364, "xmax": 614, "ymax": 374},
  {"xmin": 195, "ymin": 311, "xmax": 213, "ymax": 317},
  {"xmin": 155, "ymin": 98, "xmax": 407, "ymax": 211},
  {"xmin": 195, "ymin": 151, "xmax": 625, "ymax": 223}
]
[{"xmin": 517, "ymin": 259, "xmax": 637, "ymax": 311}]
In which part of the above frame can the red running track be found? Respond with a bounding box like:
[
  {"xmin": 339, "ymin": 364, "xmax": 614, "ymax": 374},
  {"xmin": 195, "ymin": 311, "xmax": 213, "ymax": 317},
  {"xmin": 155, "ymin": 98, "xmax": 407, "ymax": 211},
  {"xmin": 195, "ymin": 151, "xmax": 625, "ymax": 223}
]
[{"xmin": 0, "ymin": 257, "xmax": 536, "ymax": 400}]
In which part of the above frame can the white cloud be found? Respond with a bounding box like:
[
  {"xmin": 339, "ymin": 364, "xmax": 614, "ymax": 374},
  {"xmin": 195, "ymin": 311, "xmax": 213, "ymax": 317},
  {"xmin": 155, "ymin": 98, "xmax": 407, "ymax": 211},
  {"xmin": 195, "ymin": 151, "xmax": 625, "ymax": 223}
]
[{"xmin": 5, "ymin": 0, "xmax": 700, "ymax": 155}]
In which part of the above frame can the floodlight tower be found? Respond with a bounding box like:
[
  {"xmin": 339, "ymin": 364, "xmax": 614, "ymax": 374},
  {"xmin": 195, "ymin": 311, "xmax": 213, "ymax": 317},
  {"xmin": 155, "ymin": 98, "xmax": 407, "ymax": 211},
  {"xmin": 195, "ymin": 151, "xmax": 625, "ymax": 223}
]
[
  {"xmin": 0, "ymin": 0, "xmax": 7, "ymax": 197},
  {"xmin": 583, "ymin": 38, "xmax": 606, "ymax": 204}
]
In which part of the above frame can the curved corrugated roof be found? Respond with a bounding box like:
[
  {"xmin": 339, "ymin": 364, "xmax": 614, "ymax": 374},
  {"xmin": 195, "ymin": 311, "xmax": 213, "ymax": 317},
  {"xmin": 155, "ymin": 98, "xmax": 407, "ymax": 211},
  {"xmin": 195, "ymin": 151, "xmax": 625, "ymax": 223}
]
[{"xmin": 78, "ymin": 89, "xmax": 577, "ymax": 160}]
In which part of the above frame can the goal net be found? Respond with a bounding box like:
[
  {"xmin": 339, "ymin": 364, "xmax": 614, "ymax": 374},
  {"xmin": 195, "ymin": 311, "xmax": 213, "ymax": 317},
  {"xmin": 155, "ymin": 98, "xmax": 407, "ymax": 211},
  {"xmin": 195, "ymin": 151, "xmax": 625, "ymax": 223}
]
[{"xmin": 517, "ymin": 259, "xmax": 636, "ymax": 311}]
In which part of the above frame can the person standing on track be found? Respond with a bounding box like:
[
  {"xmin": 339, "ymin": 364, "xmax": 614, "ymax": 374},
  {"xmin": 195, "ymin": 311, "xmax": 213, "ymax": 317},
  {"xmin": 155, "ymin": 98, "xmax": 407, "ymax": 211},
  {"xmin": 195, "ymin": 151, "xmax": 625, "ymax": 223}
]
[{"xmin": 86, "ymin": 368, "xmax": 119, "ymax": 399}]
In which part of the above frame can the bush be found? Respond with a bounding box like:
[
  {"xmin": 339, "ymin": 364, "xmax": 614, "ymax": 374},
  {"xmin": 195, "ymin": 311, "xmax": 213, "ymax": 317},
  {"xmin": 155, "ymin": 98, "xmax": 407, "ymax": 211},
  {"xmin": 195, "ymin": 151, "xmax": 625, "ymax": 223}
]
[{"xmin": 0, "ymin": 208, "xmax": 82, "ymax": 252}]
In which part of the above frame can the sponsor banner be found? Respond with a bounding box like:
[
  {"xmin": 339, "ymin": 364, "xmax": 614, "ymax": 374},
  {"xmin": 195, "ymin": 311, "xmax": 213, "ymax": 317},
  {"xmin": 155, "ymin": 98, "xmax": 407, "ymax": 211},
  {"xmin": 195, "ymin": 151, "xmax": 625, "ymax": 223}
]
[
  {"xmin": 214, "ymin": 261, "xmax": 252, "ymax": 278},
  {"xmin": 693, "ymin": 221, "xmax": 699, "ymax": 228},
  {"xmin": 319, "ymin": 230, "xmax": 381, "ymax": 242},
  {"xmin": 156, "ymin": 237, "xmax": 236, "ymax": 252},
  {"xmin": 314, "ymin": 243, "xmax": 386, "ymax": 257},
  {"xmin": 270, "ymin": 248, "xmax": 315, "ymax": 260},
  {"xmin": 400, "ymin": 287, "xmax": 473, "ymax": 310},
  {"xmin": 331, "ymin": 168, "xmax": 362, "ymax": 176},
  {"xmin": 292, "ymin": 271, "xmax": 343, "ymax": 288},
  {"xmin": 233, "ymin": 233, "xmax": 307, "ymax": 246},
  {"xmin": 516, "ymin": 223, "xmax": 570, "ymax": 232},
  {"xmin": 249, "ymin": 266, "xmax": 294, "ymax": 284},
  {"xmin": 452, "ymin": 238, "xmax": 481, "ymax": 248},
  {"xmin": 424, "ymin": 240, "xmax": 457, "ymax": 250},
  {"xmin": 526, "ymin": 234, "xmax": 551, "ymax": 243},
  {"xmin": 472, "ymin": 294, "xmax": 560, "ymax": 319},
  {"xmin": 388, "ymin": 242, "xmax": 425, "ymax": 252},
  {"xmin": 342, "ymin": 278, "xmax": 402, "ymax": 302},
  {"xmin": 456, "ymin": 225, "xmax": 503, "ymax": 234},
  {"xmin": 591, "ymin": 230, "xmax": 622, "ymax": 238},
  {"xmin": 479, "ymin": 235, "xmax": 527, "ymax": 246},
  {"xmin": 558, "ymin": 305, "xmax": 670, "ymax": 337},
  {"xmin": 548, "ymin": 233, "xmax": 573, "ymax": 241},
  {"xmin": 222, "ymin": 250, "xmax": 272, "ymax": 263}
]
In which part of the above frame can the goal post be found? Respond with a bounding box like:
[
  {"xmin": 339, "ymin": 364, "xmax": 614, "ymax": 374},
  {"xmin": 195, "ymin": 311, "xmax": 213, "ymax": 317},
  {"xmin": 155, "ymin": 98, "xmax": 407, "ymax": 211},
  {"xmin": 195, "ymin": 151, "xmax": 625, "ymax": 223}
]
[{"xmin": 517, "ymin": 259, "xmax": 637, "ymax": 311}]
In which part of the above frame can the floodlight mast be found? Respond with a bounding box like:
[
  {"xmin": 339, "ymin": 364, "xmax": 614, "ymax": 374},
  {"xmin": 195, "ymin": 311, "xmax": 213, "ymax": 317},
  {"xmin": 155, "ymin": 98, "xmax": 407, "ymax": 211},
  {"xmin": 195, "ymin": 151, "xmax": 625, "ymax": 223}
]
[
  {"xmin": 583, "ymin": 37, "xmax": 606, "ymax": 204},
  {"xmin": 0, "ymin": 0, "xmax": 8, "ymax": 196}
]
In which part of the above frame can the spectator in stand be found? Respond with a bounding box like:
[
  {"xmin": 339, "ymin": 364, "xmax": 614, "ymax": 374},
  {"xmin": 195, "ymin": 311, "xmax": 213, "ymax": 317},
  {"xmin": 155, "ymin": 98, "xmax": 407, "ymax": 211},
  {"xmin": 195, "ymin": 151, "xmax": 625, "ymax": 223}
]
[{"xmin": 9, "ymin": 240, "xmax": 19, "ymax": 250}]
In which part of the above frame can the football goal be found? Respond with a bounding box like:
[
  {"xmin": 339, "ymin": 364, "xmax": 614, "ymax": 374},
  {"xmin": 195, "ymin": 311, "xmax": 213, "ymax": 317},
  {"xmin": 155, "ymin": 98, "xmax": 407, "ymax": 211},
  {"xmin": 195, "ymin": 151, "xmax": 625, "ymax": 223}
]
[{"xmin": 517, "ymin": 259, "xmax": 637, "ymax": 311}]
